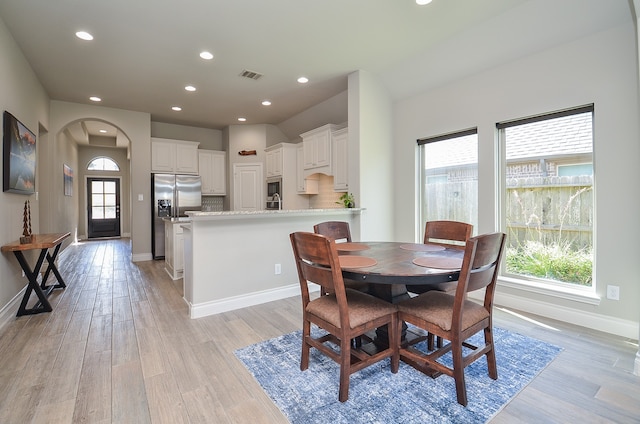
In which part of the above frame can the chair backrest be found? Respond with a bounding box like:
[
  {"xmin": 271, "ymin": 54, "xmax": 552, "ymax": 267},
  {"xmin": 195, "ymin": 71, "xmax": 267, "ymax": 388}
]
[
  {"xmin": 452, "ymin": 232, "xmax": 506, "ymax": 328},
  {"xmin": 314, "ymin": 221, "xmax": 352, "ymax": 243},
  {"xmin": 290, "ymin": 232, "xmax": 350, "ymax": 317},
  {"xmin": 424, "ymin": 220, "xmax": 473, "ymax": 246}
]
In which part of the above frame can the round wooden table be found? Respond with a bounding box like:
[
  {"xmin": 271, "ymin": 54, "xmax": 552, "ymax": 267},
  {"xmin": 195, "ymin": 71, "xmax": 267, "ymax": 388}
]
[
  {"xmin": 338, "ymin": 241, "xmax": 464, "ymax": 303},
  {"xmin": 337, "ymin": 241, "xmax": 464, "ymax": 345}
]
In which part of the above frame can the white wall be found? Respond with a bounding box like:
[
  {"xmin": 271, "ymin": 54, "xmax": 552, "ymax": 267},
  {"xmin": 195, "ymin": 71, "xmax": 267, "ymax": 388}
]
[
  {"xmin": 151, "ymin": 121, "xmax": 223, "ymax": 150},
  {"xmin": 0, "ymin": 16, "xmax": 50, "ymax": 314},
  {"xmin": 349, "ymin": 70, "xmax": 394, "ymax": 242},
  {"xmin": 394, "ymin": 22, "xmax": 640, "ymax": 336},
  {"xmin": 277, "ymin": 91, "xmax": 348, "ymax": 142}
]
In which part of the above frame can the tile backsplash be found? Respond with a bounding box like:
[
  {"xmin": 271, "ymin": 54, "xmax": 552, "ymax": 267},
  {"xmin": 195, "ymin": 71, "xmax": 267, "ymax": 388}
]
[
  {"xmin": 309, "ymin": 174, "xmax": 343, "ymax": 209},
  {"xmin": 202, "ymin": 196, "xmax": 224, "ymax": 211}
]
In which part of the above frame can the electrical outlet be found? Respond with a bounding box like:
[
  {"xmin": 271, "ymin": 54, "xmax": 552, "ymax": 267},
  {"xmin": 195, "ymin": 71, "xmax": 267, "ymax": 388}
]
[
  {"xmin": 606, "ymin": 285, "xmax": 620, "ymax": 301},
  {"xmin": 275, "ymin": 263, "xmax": 281, "ymax": 275}
]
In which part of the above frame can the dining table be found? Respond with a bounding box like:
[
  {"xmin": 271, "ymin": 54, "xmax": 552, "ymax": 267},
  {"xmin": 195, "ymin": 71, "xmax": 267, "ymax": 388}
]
[{"xmin": 336, "ymin": 241, "xmax": 465, "ymax": 345}]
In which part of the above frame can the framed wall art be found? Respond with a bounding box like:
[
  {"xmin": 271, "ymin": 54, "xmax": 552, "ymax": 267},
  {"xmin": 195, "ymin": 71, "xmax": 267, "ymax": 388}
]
[{"xmin": 3, "ymin": 111, "xmax": 36, "ymax": 195}]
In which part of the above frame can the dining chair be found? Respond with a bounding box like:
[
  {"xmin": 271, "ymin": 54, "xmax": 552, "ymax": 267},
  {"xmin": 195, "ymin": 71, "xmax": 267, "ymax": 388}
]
[
  {"xmin": 313, "ymin": 221, "xmax": 370, "ymax": 295},
  {"xmin": 290, "ymin": 231, "xmax": 399, "ymax": 402},
  {"xmin": 423, "ymin": 220, "xmax": 473, "ymax": 247},
  {"xmin": 410, "ymin": 220, "xmax": 473, "ymax": 349},
  {"xmin": 395, "ymin": 232, "xmax": 506, "ymax": 406},
  {"xmin": 313, "ymin": 221, "xmax": 352, "ymax": 243}
]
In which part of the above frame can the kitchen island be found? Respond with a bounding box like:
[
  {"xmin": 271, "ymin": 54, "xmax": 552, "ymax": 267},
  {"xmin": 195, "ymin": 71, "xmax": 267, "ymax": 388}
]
[{"xmin": 183, "ymin": 208, "xmax": 364, "ymax": 318}]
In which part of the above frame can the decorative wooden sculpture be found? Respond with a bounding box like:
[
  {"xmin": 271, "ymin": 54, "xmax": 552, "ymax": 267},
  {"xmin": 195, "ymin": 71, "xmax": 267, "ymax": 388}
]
[
  {"xmin": 238, "ymin": 150, "xmax": 257, "ymax": 156},
  {"xmin": 20, "ymin": 200, "xmax": 33, "ymax": 244}
]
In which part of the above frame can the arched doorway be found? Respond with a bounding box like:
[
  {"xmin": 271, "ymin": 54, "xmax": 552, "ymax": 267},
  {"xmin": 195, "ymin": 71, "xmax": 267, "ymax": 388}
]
[{"xmin": 86, "ymin": 157, "xmax": 121, "ymax": 238}]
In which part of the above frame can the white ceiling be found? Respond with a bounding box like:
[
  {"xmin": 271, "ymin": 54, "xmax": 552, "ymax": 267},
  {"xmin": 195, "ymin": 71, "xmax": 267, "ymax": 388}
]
[{"xmin": 0, "ymin": 0, "xmax": 632, "ymax": 142}]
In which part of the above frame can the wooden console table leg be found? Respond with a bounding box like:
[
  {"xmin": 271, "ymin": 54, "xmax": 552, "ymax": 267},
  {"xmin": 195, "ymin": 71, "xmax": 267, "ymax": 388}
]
[
  {"xmin": 41, "ymin": 243, "xmax": 66, "ymax": 289},
  {"xmin": 14, "ymin": 250, "xmax": 53, "ymax": 316}
]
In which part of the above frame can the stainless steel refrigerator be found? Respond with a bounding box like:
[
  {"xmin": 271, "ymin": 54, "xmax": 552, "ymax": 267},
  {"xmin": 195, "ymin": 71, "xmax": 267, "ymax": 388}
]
[{"xmin": 152, "ymin": 173, "xmax": 202, "ymax": 259}]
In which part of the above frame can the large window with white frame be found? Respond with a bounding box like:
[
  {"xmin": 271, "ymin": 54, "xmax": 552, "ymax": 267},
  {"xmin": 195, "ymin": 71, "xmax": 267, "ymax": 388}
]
[
  {"xmin": 417, "ymin": 129, "xmax": 478, "ymax": 239},
  {"xmin": 498, "ymin": 105, "xmax": 594, "ymax": 289}
]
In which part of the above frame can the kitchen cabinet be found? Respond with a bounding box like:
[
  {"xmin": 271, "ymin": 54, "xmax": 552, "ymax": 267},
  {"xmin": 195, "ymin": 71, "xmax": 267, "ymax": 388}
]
[
  {"xmin": 165, "ymin": 220, "xmax": 188, "ymax": 280},
  {"xmin": 332, "ymin": 127, "xmax": 348, "ymax": 191},
  {"xmin": 198, "ymin": 150, "xmax": 226, "ymax": 195},
  {"xmin": 151, "ymin": 138, "xmax": 200, "ymax": 174},
  {"xmin": 233, "ymin": 163, "xmax": 263, "ymax": 211},
  {"xmin": 265, "ymin": 145, "xmax": 283, "ymax": 178},
  {"xmin": 301, "ymin": 124, "xmax": 339, "ymax": 173},
  {"xmin": 296, "ymin": 145, "xmax": 318, "ymax": 194}
]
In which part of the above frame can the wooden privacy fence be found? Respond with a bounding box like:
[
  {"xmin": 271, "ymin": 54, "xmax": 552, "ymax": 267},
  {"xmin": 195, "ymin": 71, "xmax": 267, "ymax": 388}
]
[{"xmin": 424, "ymin": 176, "xmax": 593, "ymax": 250}]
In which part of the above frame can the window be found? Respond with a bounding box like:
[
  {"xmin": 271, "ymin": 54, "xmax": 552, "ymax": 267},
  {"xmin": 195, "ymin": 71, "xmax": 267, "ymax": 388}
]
[
  {"xmin": 418, "ymin": 129, "xmax": 478, "ymax": 238},
  {"xmin": 87, "ymin": 157, "xmax": 119, "ymax": 171},
  {"xmin": 498, "ymin": 105, "xmax": 594, "ymax": 288},
  {"xmin": 91, "ymin": 180, "xmax": 117, "ymax": 219}
]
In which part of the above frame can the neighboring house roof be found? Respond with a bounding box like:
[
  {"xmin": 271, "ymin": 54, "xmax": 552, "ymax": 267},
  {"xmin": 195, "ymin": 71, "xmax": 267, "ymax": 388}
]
[{"xmin": 425, "ymin": 112, "xmax": 592, "ymax": 169}]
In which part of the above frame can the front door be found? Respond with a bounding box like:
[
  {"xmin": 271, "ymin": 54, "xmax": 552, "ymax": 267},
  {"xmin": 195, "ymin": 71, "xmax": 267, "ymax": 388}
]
[{"xmin": 87, "ymin": 177, "xmax": 121, "ymax": 238}]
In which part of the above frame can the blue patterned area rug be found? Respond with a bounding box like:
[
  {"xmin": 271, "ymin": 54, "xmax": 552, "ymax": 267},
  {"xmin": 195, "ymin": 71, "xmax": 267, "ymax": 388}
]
[{"xmin": 235, "ymin": 326, "xmax": 562, "ymax": 424}]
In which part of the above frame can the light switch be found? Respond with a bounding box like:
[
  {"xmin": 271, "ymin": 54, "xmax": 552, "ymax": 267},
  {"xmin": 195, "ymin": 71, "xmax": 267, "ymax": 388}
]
[{"xmin": 138, "ymin": 194, "xmax": 144, "ymax": 201}]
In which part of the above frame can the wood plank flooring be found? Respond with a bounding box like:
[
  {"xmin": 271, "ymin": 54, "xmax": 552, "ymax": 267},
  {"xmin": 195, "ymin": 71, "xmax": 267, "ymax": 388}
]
[{"xmin": 0, "ymin": 238, "xmax": 638, "ymax": 423}]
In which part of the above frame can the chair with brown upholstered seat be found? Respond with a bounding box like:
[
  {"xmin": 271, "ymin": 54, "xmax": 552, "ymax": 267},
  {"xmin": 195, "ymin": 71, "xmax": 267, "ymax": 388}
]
[
  {"xmin": 395, "ymin": 232, "xmax": 506, "ymax": 406},
  {"xmin": 408, "ymin": 220, "xmax": 472, "ymax": 297},
  {"xmin": 409, "ymin": 220, "xmax": 473, "ymax": 349},
  {"xmin": 290, "ymin": 231, "xmax": 399, "ymax": 402},
  {"xmin": 313, "ymin": 221, "xmax": 352, "ymax": 243},
  {"xmin": 314, "ymin": 221, "xmax": 370, "ymax": 295}
]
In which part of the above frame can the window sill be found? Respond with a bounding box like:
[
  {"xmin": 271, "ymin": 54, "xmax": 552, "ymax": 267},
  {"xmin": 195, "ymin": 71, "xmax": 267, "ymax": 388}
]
[{"xmin": 497, "ymin": 276, "xmax": 601, "ymax": 306}]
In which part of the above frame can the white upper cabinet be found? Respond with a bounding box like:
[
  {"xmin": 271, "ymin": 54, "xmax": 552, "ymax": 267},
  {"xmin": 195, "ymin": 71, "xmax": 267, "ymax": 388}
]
[
  {"xmin": 265, "ymin": 145, "xmax": 284, "ymax": 178},
  {"xmin": 151, "ymin": 138, "xmax": 200, "ymax": 174},
  {"xmin": 301, "ymin": 124, "xmax": 339, "ymax": 173},
  {"xmin": 296, "ymin": 145, "xmax": 319, "ymax": 194},
  {"xmin": 332, "ymin": 127, "xmax": 348, "ymax": 191},
  {"xmin": 198, "ymin": 150, "xmax": 226, "ymax": 195}
]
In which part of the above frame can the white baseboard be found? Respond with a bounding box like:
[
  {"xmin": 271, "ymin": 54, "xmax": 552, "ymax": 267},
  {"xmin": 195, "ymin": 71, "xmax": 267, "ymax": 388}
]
[
  {"xmin": 188, "ymin": 283, "xmax": 319, "ymax": 319},
  {"xmin": 132, "ymin": 252, "xmax": 153, "ymax": 262},
  {"xmin": 472, "ymin": 290, "xmax": 639, "ymax": 340},
  {"xmin": 0, "ymin": 288, "xmax": 24, "ymax": 331}
]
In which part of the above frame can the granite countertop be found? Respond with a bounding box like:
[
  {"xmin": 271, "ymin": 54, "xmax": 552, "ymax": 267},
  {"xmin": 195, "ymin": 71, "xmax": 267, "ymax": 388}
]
[{"xmin": 186, "ymin": 208, "xmax": 364, "ymax": 221}]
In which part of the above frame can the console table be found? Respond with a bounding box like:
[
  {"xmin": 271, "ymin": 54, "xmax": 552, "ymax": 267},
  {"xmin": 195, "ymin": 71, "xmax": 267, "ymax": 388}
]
[{"xmin": 1, "ymin": 232, "xmax": 70, "ymax": 316}]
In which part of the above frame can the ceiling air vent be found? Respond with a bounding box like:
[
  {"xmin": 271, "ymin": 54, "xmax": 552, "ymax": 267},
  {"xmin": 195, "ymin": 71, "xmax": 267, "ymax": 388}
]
[{"xmin": 239, "ymin": 69, "xmax": 263, "ymax": 81}]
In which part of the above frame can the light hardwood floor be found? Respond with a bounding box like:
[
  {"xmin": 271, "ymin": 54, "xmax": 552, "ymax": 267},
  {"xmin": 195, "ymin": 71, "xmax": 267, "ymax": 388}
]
[{"xmin": 0, "ymin": 238, "xmax": 638, "ymax": 423}]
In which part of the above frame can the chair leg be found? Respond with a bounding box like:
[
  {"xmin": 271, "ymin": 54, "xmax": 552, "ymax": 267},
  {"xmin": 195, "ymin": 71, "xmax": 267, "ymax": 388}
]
[
  {"xmin": 300, "ymin": 320, "xmax": 311, "ymax": 371},
  {"xmin": 484, "ymin": 327, "xmax": 498, "ymax": 380},
  {"xmin": 451, "ymin": 340, "xmax": 468, "ymax": 406},
  {"xmin": 339, "ymin": 336, "xmax": 351, "ymax": 402},
  {"xmin": 390, "ymin": 318, "xmax": 399, "ymax": 374},
  {"xmin": 427, "ymin": 333, "xmax": 444, "ymax": 350}
]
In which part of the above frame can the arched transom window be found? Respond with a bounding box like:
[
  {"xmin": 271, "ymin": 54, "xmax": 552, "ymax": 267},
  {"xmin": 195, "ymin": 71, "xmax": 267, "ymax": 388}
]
[{"xmin": 88, "ymin": 157, "xmax": 120, "ymax": 171}]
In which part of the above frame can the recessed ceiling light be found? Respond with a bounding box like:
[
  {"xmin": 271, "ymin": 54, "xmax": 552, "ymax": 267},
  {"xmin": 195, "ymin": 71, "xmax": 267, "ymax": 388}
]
[
  {"xmin": 237, "ymin": 117, "xmax": 246, "ymax": 122},
  {"xmin": 416, "ymin": 0, "xmax": 433, "ymax": 5},
  {"xmin": 261, "ymin": 100, "xmax": 271, "ymax": 106},
  {"xmin": 185, "ymin": 85, "xmax": 196, "ymax": 92},
  {"xmin": 76, "ymin": 31, "xmax": 93, "ymax": 41},
  {"xmin": 89, "ymin": 96, "xmax": 101, "ymax": 102},
  {"xmin": 297, "ymin": 77, "xmax": 309, "ymax": 84},
  {"xmin": 172, "ymin": 106, "xmax": 182, "ymax": 111},
  {"xmin": 200, "ymin": 51, "xmax": 214, "ymax": 60},
  {"xmin": 99, "ymin": 129, "xmax": 107, "ymax": 133}
]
